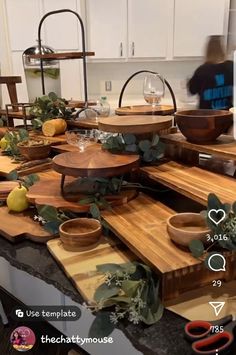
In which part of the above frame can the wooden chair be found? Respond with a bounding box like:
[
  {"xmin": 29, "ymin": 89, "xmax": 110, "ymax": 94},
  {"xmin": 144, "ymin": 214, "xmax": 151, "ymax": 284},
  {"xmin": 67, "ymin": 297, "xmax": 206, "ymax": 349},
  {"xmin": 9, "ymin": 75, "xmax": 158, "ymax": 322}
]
[{"xmin": 0, "ymin": 76, "xmax": 31, "ymax": 128}]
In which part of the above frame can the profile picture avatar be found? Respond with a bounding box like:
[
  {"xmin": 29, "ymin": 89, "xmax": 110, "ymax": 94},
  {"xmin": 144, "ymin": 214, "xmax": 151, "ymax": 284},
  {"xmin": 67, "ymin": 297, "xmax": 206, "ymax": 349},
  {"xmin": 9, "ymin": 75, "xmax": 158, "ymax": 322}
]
[{"xmin": 10, "ymin": 326, "xmax": 36, "ymax": 352}]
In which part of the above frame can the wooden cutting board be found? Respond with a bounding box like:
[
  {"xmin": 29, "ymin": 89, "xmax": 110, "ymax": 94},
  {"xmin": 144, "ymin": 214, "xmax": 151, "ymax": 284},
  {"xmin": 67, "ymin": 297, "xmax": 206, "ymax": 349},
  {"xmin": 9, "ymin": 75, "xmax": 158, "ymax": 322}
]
[
  {"xmin": 27, "ymin": 177, "xmax": 137, "ymax": 212},
  {"xmin": 0, "ymin": 153, "xmax": 52, "ymax": 177},
  {"xmin": 0, "ymin": 206, "xmax": 55, "ymax": 243},
  {"xmin": 47, "ymin": 236, "xmax": 135, "ymax": 301}
]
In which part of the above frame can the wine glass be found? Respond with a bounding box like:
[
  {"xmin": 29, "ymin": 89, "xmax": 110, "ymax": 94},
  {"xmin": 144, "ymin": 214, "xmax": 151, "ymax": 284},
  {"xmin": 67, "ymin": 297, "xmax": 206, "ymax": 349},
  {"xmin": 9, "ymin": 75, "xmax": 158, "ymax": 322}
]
[{"xmin": 143, "ymin": 74, "xmax": 165, "ymax": 110}]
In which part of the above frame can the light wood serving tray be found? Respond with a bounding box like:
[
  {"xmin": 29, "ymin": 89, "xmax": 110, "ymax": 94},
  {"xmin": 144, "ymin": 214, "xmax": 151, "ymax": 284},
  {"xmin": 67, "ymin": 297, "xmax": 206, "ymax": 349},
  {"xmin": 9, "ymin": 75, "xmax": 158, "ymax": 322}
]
[{"xmin": 47, "ymin": 236, "xmax": 135, "ymax": 301}]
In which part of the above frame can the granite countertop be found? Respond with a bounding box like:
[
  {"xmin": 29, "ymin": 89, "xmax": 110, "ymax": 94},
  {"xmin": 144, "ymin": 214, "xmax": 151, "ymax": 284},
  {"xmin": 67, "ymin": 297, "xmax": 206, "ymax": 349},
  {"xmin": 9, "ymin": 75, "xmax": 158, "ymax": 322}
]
[{"xmin": 0, "ymin": 235, "xmax": 193, "ymax": 355}]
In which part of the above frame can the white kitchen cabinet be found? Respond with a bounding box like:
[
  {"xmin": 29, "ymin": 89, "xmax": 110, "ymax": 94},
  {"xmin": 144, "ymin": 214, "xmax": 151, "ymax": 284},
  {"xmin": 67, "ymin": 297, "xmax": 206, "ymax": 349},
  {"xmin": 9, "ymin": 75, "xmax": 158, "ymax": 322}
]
[
  {"xmin": 173, "ymin": 0, "xmax": 230, "ymax": 57},
  {"xmin": 6, "ymin": 0, "xmax": 43, "ymax": 51},
  {"xmin": 86, "ymin": 0, "xmax": 172, "ymax": 60},
  {"xmin": 128, "ymin": 0, "xmax": 171, "ymax": 58},
  {"xmin": 86, "ymin": 0, "xmax": 127, "ymax": 59},
  {"xmin": 43, "ymin": 0, "xmax": 81, "ymax": 50}
]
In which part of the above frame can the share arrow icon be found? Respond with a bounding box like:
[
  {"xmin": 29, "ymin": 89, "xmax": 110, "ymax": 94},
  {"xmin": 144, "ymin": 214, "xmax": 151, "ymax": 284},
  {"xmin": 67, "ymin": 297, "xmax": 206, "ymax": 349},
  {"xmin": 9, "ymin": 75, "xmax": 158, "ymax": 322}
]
[{"xmin": 209, "ymin": 301, "xmax": 225, "ymax": 316}]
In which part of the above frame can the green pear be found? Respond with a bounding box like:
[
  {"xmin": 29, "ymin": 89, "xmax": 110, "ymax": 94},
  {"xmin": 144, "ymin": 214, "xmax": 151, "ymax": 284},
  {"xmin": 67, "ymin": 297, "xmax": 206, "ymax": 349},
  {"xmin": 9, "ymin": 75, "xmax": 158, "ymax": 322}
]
[{"xmin": 7, "ymin": 183, "xmax": 29, "ymax": 212}]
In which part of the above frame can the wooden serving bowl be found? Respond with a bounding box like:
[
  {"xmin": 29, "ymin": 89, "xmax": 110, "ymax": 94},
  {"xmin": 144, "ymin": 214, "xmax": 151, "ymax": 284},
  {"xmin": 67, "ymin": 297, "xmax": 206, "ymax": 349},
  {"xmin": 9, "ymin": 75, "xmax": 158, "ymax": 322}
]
[
  {"xmin": 59, "ymin": 218, "xmax": 102, "ymax": 251},
  {"xmin": 167, "ymin": 213, "xmax": 211, "ymax": 247},
  {"xmin": 175, "ymin": 109, "xmax": 233, "ymax": 143},
  {"xmin": 17, "ymin": 141, "xmax": 51, "ymax": 160}
]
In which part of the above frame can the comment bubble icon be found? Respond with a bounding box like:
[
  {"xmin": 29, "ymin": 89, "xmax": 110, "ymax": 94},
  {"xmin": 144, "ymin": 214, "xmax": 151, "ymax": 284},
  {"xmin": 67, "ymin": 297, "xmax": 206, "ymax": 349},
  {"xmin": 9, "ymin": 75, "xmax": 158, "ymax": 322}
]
[{"xmin": 206, "ymin": 253, "xmax": 226, "ymax": 272}]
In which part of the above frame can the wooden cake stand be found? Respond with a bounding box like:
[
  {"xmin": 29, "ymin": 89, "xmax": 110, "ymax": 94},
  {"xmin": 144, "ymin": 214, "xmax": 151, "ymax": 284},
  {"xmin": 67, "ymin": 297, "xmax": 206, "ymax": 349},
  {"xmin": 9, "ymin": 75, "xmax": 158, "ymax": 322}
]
[
  {"xmin": 98, "ymin": 115, "xmax": 173, "ymax": 134},
  {"xmin": 115, "ymin": 104, "xmax": 174, "ymax": 116},
  {"xmin": 52, "ymin": 147, "xmax": 140, "ymax": 190}
]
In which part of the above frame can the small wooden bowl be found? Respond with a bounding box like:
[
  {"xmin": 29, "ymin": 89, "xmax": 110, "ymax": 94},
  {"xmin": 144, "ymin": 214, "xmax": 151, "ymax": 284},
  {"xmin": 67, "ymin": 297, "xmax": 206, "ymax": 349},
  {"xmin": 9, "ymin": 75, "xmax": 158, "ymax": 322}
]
[
  {"xmin": 17, "ymin": 141, "xmax": 51, "ymax": 160},
  {"xmin": 59, "ymin": 218, "xmax": 102, "ymax": 251},
  {"xmin": 175, "ymin": 109, "xmax": 233, "ymax": 143},
  {"xmin": 167, "ymin": 213, "xmax": 211, "ymax": 247}
]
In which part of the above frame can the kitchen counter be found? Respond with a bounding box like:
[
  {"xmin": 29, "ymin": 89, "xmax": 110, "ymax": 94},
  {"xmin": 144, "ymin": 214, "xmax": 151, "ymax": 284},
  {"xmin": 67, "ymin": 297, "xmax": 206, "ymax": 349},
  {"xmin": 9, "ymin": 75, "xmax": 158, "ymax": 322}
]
[{"xmin": 0, "ymin": 235, "xmax": 192, "ymax": 355}]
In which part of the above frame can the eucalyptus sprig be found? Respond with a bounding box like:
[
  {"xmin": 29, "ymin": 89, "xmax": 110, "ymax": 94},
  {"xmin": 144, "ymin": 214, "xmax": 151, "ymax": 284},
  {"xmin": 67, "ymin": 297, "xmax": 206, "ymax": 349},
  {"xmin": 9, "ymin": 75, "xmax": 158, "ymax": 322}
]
[
  {"xmin": 102, "ymin": 133, "xmax": 165, "ymax": 163},
  {"xmin": 1, "ymin": 129, "xmax": 29, "ymax": 159},
  {"xmin": 29, "ymin": 92, "xmax": 74, "ymax": 129},
  {"xmin": 88, "ymin": 262, "xmax": 163, "ymax": 338}
]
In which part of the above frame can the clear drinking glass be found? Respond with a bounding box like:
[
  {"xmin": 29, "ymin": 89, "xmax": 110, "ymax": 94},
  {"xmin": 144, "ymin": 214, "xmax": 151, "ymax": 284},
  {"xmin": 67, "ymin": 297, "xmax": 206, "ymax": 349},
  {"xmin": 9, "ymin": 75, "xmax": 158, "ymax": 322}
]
[
  {"xmin": 143, "ymin": 74, "xmax": 165, "ymax": 109},
  {"xmin": 65, "ymin": 130, "xmax": 91, "ymax": 152}
]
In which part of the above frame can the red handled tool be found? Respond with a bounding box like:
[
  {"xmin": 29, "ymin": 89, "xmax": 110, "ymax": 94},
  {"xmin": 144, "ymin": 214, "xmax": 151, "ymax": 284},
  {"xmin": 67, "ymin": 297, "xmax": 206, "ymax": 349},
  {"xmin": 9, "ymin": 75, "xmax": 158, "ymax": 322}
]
[{"xmin": 185, "ymin": 315, "xmax": 236, "ymax": 354}]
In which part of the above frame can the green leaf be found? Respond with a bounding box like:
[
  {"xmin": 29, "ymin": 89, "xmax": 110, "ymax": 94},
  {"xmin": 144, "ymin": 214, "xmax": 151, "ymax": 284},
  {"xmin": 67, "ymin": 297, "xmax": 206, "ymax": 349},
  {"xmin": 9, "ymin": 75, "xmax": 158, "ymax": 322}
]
[
  {"xmin": 140, "ymin": 301, "xmax": 164, "ymax": 325},
  {"xmin": 0, "ymin": 118, "xmax": 4, "ymax": 127},
  {"xmin": 18, "ymin": 129, "xmax": 29, "ymax": 141},
  {"xmin": 108, "ymin": 296, "xmax": 131, "ymax": 304},
  {"xmin": 78, "ymin": 197, "xmax": 95, "ymax": 205},
  {"xmin": 139, "ymin": 140, "xmax": 152, "ymax": 152},
  {"xmin": 6, "ymin": 170, "xmax": 18, "ymax": 181},
  {"xmin": 189, "ymin": 240, "xmax": 205, "ymax": 258},
  {"xmin": 125, "ymin": 144, "xmax": 138, "ymax": 153},
  {"xmin": 123, "ymin": 133, "xmax": 136, "ymax": 145},
  {"xmin": 151, "ymin": 134, "xmax": 160, "ymax": 146},
  {"xmin": 89, "ymin": 311, "xmax": 115, "ymax": 338},
  {"xmin": 32, "ymin": 118, "xmax": 43, "ymax": 129},
  {"xmin": 89, "ymin": 203, "xmax": 101, "ymax": 219},
  {"xmin": 232, "ymin": 202, "xmax": 236, "ymax": 215},
  {"xmin": 208, "ymin": 193, "xmax": 223, "ymax": 210},
  {"xmin": 23, "ymin": 174, "xmax": 40, "ymax": 188},
  {"xmin": 48, "ymin": 92, "xmax": 58, "ymax": 102},
  {"xmin": 43, "ymin": 220, "xmax": 61, "ymax": 235},
  {"xmin": 37, "ymin": 205, "xmax": 58, "ymax": 222},
  {"xmin": 122, "ymin": 280, "xmax": 140, "ymax": 297},
  {"xmin": 94, "ymin": 283, "xmax": 119, "ymax": 302},
  {"xmin": 96, "ymin": 264, "xmax": 122, "ymax": 273},
  {"xmin": 142, "ymin": 150, "xmax": 153, "ymax": 162}
]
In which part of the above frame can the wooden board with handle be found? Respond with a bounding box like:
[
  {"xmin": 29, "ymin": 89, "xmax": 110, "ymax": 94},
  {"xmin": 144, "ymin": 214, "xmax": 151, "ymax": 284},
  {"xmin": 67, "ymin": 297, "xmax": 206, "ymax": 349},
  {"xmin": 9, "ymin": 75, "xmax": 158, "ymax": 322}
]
[
  {"xmin": 0, "ymin": 206, "xmax": 55, "ymax": 243},
  {"xmin": 47, "ymin": 236, "xmax": 135, "ymax": 301}
]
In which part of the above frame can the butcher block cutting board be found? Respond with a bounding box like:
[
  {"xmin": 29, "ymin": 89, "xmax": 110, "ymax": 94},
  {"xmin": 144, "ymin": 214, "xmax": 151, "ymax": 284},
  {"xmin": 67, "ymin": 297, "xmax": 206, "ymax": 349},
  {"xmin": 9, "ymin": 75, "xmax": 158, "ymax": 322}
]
[
  {"xmin": 0, "ymin": 206, "xmax": 55, "ymax": 243},
  {"xmin": 47, "ymin": 236, "xmax": 135, "ymax": 301}
]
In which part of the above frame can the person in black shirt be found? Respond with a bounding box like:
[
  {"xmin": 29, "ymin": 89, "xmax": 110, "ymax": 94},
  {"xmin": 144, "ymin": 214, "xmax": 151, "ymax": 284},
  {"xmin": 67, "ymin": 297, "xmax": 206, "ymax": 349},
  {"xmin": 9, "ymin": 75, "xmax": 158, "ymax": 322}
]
[{"xmin": 188, "ymin": 35, "xmax": 233, "ymax": 110}]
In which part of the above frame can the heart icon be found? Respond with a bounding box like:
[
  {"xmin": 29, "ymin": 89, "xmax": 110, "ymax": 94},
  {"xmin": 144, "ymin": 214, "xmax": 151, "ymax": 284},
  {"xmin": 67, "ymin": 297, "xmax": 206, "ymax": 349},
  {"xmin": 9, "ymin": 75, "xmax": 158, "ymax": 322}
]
[{"xmin": 208, "ymin": 209, "xmax": 226, "ymax": 225}]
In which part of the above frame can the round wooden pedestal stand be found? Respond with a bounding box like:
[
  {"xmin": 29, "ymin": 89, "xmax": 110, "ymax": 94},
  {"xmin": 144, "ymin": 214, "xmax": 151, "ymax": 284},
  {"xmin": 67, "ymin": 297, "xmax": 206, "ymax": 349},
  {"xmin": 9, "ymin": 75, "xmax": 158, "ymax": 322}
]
[{"xmin": 27, "ymin": 146, "xmax": 140, "ymax": 211}]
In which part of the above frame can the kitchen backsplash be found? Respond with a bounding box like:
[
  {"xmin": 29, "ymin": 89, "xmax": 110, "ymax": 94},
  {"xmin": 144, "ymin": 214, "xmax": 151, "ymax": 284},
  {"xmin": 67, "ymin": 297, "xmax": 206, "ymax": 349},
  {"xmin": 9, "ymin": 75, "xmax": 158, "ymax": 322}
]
[{"xmin": 87, "ymin": 60, "xmax": 202, "ymax": 110}]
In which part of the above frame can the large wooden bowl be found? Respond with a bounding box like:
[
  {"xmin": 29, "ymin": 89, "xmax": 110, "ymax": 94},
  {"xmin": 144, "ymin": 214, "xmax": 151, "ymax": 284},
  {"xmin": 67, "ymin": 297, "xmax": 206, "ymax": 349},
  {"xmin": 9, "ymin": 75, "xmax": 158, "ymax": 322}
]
[
  {"xmin": 175, "ymin": 109, "xmax": 233, "ymax": 143},
  {"xmin": 167, "ymin": 213, "xmax": 211, "ymax": 247},
  {"xmin": 59, "ymin": 218, "xmax": 102, "ymax": 251}
]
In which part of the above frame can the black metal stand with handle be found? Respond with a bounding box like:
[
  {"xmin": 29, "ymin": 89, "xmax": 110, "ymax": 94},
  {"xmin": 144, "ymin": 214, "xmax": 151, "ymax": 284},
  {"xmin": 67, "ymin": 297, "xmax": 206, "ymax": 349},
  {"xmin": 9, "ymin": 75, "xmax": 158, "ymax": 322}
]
[
  {"xmin": 37, "ymin": 9, "xmax": 89, "ymax": 114},
  {"xmin": 118, "ymin": 70, "xmax": 177, "ymax": 124}
]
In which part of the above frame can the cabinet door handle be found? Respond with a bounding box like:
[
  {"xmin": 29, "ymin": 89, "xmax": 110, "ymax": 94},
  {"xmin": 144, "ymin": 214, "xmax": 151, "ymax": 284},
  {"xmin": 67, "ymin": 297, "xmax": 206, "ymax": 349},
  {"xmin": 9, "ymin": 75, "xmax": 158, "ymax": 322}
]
[
  {"xmin": 120, "ymin": 42, "xmax": 123, "ymax": 57},
  {"xmin": 131, "ymin": 42, "xmax": 135, "ymax": 56}
]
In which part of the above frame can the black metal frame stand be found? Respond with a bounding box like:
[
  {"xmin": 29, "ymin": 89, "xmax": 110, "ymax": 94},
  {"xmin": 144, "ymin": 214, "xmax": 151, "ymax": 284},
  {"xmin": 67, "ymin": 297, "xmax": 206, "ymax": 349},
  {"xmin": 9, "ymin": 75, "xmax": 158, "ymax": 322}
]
[
  {"xmin": 118, "ymin": 70, "xmax": 177, "ymax": 123},
  {"xmin": 37, "ymin": 9, "xmax": 89, "ymax": 115}
]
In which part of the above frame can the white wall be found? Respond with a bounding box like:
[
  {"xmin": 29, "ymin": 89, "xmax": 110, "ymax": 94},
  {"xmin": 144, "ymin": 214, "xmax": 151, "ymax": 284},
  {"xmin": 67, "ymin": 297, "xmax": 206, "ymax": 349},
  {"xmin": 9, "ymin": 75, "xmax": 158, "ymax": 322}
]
[{"xmin": 87, "ymin": 60, "xmax": 202, "ymax": 110}]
